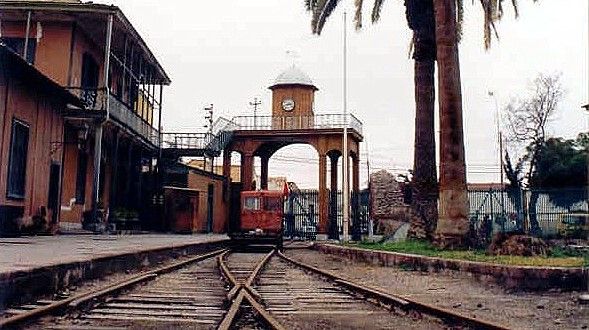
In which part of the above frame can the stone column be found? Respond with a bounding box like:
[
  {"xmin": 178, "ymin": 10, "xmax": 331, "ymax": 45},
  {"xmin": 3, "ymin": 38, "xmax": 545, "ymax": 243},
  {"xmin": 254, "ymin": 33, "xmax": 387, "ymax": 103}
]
[
  {"xmin": 328, "ymin": 152, "xmax": 339, "ymax": 239},
  {"xmin": 241, "ymin": 153, "xmax": 254, "ymax": 191},
  {"xmin": 260, "ymin": 155, "xmax": 269, "ymax": 190},
  {"xmin": 222, "ymin": 148, "xmax": 231, "ymax": 179},
  {"xmin": 351, "ymin": 154, "xmax": 361, "ymax": 241},
  {"xmin": 318, "ymin": 153, "xmax": 328, "ymax": 236},
  {"xmin": 352, "ymin": 155, "xmax": 360, "ymax": 193}
]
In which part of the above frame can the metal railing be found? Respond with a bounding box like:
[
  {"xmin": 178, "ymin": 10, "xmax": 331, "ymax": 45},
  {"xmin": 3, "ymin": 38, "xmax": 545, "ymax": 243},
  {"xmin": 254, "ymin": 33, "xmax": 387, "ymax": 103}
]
[
  {"xmin": 161, "ymin": 132, "xmax": 212, "ymax": 150},
  {"xmin": 65, "ymin": 87, "xmax": 107, "ymax": 111},
  {"xmin": 228, "ymin": 113, "xmax": 363, "ymax": 135},
  {"xmin": 109, "ymin": 94, "xmax": 160, "ymax": 147},
  {"xmin": 65, "ymin": 87, "xmax": 161, "ymax": 148}
]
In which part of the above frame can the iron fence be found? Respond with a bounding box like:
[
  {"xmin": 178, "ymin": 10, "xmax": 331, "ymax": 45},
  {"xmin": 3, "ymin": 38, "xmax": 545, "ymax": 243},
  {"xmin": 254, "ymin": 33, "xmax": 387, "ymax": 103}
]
[
  {"xmin": 468, "ymin": 188, "xmax": 588, "ymax": 239},
  {"xmin": 283, "ymin": 189, "xmax": 370, "ymax": 240}
]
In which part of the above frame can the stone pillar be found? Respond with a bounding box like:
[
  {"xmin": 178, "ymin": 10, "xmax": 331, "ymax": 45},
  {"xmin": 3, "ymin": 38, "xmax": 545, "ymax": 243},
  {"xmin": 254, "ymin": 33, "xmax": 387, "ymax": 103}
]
[
  {"xmin": 222, "ymin": 148, "xmax": 231, "ymax": 179},
  {"xmin": 318, "ymin": 153, "xmax": 328, "ymax": 236},
  {"xmin": 351, "ymin": 154, "xmax": 361, "ymax": 241},
  {"xmin": 329, "ymin": 152, "xmax": 339, "ymax": 239},
  {"xmin": 260, "ymin": 155, "xmax": 269, "ymax": 190},
  {"xmin": 352, "ymin": 155, "xmax": 360, "ymax": 193},
  {"xmin": 241, "ymin": 153, "xmax": 254, "ymax": 191}
]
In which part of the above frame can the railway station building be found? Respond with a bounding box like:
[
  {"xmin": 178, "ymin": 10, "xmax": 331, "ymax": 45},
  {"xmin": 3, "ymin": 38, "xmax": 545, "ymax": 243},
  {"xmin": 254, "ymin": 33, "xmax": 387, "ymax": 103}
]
[{"xmin": 0, "ymin": 0, "xmax": 172, "ymax": 233}]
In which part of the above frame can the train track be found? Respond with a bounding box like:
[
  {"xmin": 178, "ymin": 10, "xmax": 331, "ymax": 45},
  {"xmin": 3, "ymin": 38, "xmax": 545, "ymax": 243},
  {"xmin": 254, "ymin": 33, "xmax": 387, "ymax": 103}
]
[{"xmin": 1, "ymin": 246, "xmax": 510, "ymax": 329}]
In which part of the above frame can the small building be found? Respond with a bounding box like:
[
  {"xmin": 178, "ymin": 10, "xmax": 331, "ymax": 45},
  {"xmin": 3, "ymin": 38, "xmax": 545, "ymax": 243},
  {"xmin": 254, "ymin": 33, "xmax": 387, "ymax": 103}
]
[{"xmin": 162, "ymin": 163, "xmax": 228, "ymax": 233}]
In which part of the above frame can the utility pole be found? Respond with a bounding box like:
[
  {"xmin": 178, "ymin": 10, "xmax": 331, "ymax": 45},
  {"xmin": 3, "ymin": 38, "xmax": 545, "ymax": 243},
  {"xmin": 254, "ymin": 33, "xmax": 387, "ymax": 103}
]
[
  {"xmin": 342, "ymin": 11, "xmax": 349, "ymax": 242},
  {"xmin": 249, "ymin": 97, "xmax": 261, "ymax": 129},
  {"xmin": 204, "ymin": 104, "xmax": 214, "ymax": 135},
  {"xmin": 204, "ymin": 104, "xmax": 214, "ymax": 172}
]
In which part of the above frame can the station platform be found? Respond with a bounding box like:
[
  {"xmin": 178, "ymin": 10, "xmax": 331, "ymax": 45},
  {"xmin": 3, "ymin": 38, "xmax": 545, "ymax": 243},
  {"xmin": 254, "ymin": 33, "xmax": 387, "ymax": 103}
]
[{"xmin": 0, "ymin": 233, "xmax": 229, "ymax": 307}]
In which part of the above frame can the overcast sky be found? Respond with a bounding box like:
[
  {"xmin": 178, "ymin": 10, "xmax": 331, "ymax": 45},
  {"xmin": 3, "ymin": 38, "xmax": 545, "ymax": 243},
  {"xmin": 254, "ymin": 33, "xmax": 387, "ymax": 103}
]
[{"xmin": 97, "ymin": 0, "xmax": 588, "ymax": 189}]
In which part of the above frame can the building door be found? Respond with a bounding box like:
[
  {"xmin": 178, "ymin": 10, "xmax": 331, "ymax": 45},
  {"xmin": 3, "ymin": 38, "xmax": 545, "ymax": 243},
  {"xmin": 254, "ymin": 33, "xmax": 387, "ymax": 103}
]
[
  {"xmin": 206, "ymin": 184, "xmax": 214, "ymax": 233},
  {"xmin": 47, "ymin": 163, "xmax": 61, "ymax": 224},
  {"xmin": 229, "ymin": 183, "xmax": 243, "ymax": 233}
]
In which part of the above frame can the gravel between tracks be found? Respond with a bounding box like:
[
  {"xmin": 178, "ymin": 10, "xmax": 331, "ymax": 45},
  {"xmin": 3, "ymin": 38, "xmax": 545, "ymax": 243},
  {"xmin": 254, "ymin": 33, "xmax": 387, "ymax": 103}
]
[
  {"xmin": 285, "ymin": 249, "xmax": 589, "ymax": 330},
  {"xmin": 257, "ymin": 258, "xmax": 444, "ymax": 329}
]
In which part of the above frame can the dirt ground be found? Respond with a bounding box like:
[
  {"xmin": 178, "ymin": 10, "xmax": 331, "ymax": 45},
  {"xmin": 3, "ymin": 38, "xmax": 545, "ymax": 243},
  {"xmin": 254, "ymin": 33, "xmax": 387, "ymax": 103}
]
[{"xmin": 284, "ymin": 248, "xmax": 589, "ymax": 330}]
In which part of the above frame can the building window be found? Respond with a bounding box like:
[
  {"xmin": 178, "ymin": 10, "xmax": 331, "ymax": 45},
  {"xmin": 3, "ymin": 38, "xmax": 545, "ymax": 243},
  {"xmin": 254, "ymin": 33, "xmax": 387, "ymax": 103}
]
[
  {"xmin": 0, "ymin": 37, "xmax": 36, "ymax": 64},
  {"xmin": 7, "ymin": 119, "xmax": 30, "ymax": 199},
  {"xmin": 75, "ymin": 152, "xmax": 88, "ymax": 204}
]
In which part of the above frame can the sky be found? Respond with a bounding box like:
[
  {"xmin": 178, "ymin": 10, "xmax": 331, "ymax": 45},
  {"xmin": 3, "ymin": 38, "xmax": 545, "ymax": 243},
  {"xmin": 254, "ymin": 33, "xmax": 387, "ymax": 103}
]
[{"xmin": 96, "ymin": 0, "xmax": 588, "ymax": 189}]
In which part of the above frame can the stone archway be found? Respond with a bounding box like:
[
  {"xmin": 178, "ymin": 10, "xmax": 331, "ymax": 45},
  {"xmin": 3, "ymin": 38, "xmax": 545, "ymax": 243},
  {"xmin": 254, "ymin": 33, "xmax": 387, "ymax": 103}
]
[{"xmin": 222, "ymin": 130, "xmax": 361, "ymax": 237}]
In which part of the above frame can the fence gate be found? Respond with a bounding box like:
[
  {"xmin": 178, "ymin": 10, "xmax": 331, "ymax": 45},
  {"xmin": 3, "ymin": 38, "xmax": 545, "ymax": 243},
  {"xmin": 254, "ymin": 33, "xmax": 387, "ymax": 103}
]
[
  {"xmin": 283, "ymin": 190, "xmax": 318, "ymax": 240},
  {"xmin": 283, "ymin": 189, "xmax": 371, "ymax": 241}
]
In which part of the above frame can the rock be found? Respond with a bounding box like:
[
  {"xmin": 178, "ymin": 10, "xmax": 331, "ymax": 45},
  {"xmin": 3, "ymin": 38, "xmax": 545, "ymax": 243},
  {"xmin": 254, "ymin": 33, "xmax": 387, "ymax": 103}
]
[
  {"xmin": 369, "ymin": 170, "xmax": 407, "ymax": 220},
  {"xmin": 383, "ymin": 222, "xmax": 410, "ymax": 243},
  {"xmin": 578, "ymin": 293, "xmax": 589, "ymax": 305},
  {"xmin": 476, "ymin": 303, "xmax": 483, "ymax": 308},
  {"xmin": 536, "ymin": 304, "xmax": 545, "ymax": 309},
  {"xmin": 452, "ymin": 303, "xmax": 461, "ymax": 308}
]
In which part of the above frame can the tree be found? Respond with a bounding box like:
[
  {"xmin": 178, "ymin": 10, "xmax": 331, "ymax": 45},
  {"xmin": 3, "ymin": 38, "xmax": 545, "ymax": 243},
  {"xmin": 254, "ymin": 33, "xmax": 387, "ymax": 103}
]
[
  {"xmin": 503, "ymin": 73, "xmax": 564, "ymax": 234},
  {"xmin": 306, "ymin": 0, "xmax": 527, "ymax": 248},
  {"xmin": 306, "ymin": 0, "xmax": 440, "ymax": 240},
  {"xmin": 504, "ymin": 73, "xmax": 564, "ymax": 185}
]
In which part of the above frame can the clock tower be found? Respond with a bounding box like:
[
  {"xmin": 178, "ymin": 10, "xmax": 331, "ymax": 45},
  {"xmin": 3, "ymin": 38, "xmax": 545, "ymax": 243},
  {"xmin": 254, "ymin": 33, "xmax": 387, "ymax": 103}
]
[{"xmin": 269, "ymin": 65, "xmax": 318, "ymax": 119}]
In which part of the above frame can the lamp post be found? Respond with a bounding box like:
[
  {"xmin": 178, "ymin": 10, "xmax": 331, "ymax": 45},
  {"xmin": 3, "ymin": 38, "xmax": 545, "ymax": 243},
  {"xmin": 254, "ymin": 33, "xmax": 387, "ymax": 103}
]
[{"xmin": 581, "ymin": 103, "xmax": 589, "ymax": 305}]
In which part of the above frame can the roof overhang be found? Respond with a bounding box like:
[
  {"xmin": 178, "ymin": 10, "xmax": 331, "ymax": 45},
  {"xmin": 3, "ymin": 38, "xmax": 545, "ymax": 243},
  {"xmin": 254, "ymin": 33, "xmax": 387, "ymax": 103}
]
[
  {"xmin": 0, "ymin": 44, "xmax": 82, "ymax": 107},
  {"xmin": 0, "ymin": 1, "xmax": 171, "ymax": 85}
]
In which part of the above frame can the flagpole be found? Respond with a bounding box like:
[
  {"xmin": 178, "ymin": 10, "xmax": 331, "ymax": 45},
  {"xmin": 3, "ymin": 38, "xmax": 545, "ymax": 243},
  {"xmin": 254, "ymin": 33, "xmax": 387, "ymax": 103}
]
[{"xmin": 342, "ymin": 11, "xmax": 349, "ymax": 242}]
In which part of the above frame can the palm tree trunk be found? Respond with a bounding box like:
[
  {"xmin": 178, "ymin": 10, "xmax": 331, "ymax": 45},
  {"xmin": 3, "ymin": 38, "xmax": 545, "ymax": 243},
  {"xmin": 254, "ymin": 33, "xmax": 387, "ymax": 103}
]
[
  {"xmin": 408, "ymin": 58, "xmax": 438, "ymax": 240},
  {"xmin": 433, "ymin": 0, "xmax": 470, "ymax": 248},
  {"xmin": 405, "ymin": 0, "xmax": 439, "ymax": 241}
]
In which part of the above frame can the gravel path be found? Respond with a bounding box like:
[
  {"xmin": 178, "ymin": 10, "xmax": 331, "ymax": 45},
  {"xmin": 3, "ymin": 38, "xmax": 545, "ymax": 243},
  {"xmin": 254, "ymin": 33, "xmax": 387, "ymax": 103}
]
[{"xmin": 285, "ymin": 249, "xmax": 589, "ymax": 330}]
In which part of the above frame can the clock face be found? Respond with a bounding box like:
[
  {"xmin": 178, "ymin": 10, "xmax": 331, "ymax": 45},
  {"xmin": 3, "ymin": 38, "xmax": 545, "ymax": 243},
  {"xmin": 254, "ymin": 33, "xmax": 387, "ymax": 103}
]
[{"xmin": 281, "ymin": 98, "xmax": 295, "ymax": 111}]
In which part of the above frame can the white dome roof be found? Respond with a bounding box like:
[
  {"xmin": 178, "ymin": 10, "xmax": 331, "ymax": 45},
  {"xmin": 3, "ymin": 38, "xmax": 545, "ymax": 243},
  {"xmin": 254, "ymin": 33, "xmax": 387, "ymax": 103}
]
[{"xmin": 270, "ymin": 65, "xmax": 317, "ymax": 90}]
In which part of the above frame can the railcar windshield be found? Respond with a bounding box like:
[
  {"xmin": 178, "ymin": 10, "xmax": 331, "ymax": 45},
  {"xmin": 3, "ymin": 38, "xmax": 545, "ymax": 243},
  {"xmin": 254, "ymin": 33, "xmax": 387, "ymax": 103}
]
[{"xmin": 243, "ymin": 196, "xmax": 260, "ymax": 211}]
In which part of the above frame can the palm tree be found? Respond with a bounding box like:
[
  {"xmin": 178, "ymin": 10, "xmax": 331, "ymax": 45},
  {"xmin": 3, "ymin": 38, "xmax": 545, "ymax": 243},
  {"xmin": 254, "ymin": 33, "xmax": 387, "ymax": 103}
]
[
  {"xmin": 306, "ymin": 0, "xmax": 440, "ymax": 240},
  {"xmin": 306, "ymin": 0, "xmax": 529, "ymax": 247},
  {"xmin": 431, "ymin": 0, "xmax": 469, "ymax": 248}
]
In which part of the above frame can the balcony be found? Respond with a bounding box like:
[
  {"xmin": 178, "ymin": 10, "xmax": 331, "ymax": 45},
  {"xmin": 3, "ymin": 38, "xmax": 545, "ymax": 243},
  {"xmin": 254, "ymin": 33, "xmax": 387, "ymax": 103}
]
[
  {"xmin": 228, "ymin": 113, "xmax": 363, "ymax": 135},
  {"xmin": 65, "ymin": 87, "xmax": 160, "ymax": 149}
]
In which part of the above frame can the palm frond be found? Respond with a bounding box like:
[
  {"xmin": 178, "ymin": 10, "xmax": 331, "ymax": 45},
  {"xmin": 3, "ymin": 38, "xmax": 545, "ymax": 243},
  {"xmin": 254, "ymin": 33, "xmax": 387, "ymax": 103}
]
[
  {"xmin": 371, "ymin": 0, "xmax": 386, "ymax": 23},
  {"xmin": 455, "ymin": 0, "xmax": 464, "ymax": 43},
  {"xmin": 311, "ymin": 0, "xmax": 342, "ymax": 35},
  {"xmin": 304, "ymin": 0, "xmax": 319, "ymax": 11},
  {"xmin": 354, "ymin": 0, "xmax": 364, "ymax": 30},
  {"xmin": 511, "ymin": 0, "xmax": 519, "ymax": 18}
]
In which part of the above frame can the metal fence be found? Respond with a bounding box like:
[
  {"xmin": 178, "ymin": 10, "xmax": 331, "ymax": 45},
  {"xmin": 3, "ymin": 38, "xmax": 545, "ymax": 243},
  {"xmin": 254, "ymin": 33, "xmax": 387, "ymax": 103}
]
[
  {"xmin": 228, "ymin": 113, "xmax": 363, "ymax": 135},
  {"xmin": 283, "ymin": 189, "xmax": 370, "ymax": 240},
  {"xmin": 468, "ymin": 188, "xmax": 588, "ymax": 239},
  {"xmin": 284, "ymin": 188, "xmax": 586, "ymax": 241}
]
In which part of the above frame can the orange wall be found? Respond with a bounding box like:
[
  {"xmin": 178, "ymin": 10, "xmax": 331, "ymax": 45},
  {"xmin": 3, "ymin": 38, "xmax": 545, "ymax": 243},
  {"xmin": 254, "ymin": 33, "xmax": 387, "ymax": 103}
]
[
  {"xmin": 2, "ymin": 21, "xmax": 105, "ymax": 88},
  {"xmin": 0, "ymin": 65, "xmax": 65, "ymax": 224},
  {"xmin": 186, "ymin": 170, "xmax": 228, "ymax": 233}
]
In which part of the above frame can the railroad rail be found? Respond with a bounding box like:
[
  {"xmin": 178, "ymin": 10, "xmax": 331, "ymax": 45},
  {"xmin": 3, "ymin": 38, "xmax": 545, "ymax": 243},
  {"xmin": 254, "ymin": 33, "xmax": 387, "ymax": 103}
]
[{"xmin": 1, "ymin": 246, "xmax": 511, "ymax": 329}]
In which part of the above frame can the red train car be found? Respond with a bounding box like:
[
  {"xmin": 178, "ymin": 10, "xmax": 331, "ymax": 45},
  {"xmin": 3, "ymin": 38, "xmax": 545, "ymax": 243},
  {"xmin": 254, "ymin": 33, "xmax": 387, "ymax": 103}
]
[{"xmin": 230, "ymin": 190, "xmax": 284, "ymax": 248}]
